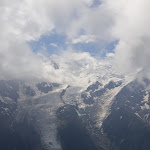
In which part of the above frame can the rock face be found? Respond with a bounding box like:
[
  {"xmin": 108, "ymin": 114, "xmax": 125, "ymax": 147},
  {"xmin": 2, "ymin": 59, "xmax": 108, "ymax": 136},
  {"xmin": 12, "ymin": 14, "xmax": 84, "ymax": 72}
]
[
  {"xmin": 0, "ymin": 78, "xmax": 150, "ymax": 150},
  {"xmin": 0, "ymin": 81, "xmax": 44, "ymax": 150},
  {"xmin": 56, "ymin": 105, "xmax": 100, "ymax": 150},
  {"xmin": 37, "ymin": 82, "xmax": 53, "ymax": 93},
  {"xmin": 102, "ymin": 79, "xmax": 150, "ymax": 150}
]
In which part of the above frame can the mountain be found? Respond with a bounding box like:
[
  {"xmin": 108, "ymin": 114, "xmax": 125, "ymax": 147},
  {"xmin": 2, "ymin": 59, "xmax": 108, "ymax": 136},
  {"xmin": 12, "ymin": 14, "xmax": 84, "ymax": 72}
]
[
  {"xmin": 103, "ymin": 78, "xmax": 150, "ymax": 150},
  {"xmin": 0, "ymin": 76, "xmax": 150, "ymax": 150}
]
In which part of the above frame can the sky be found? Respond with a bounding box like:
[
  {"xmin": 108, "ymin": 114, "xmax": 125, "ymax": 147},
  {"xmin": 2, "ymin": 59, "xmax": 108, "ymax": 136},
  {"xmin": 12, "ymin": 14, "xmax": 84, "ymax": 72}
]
[{"xmin": 1, "ymin": 0, "xmax": 150, "ymax": 86}]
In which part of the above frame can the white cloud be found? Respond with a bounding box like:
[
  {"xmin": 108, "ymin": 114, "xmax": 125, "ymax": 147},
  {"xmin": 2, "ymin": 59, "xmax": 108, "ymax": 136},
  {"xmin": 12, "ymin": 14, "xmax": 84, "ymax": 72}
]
[
  {"xmin": 72, "ymin": 35, "xmax": 96, "ymax": 44},
  {"xmin": 43, "ymin": 50, "xmax": 119, "ymax": 86},
  {"xmin": 107, "ymin": 0, "xmax": 150, "ymax": 75},
  {"xmin": 106, "ymin": 53, "xmax": 115, "ymax": 58},
  {"xmin": 50, "ymin": 43, "xmax": 58, "ymax": 47},
  {"xmin": 1, "ymin": 0, "xmax": 150, "ymax": 85},
  {"xmin": 0, "ymin": 0, "xmax": 96, "ymax": 84}
]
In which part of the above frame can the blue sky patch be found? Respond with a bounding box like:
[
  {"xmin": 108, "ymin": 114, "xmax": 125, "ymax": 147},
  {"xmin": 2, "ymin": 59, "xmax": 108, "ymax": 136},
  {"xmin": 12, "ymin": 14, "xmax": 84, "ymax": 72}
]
[
  {"xmin": 90, "ymin": 0, "xmax": 101, "ymax": 8},
  {"xmin": 29, "ymin": 29, "xmax": 118, "ymax": 57},
  {"xmin": 29, "ymin": 31, "xmax": 67, "ymax": 55}
]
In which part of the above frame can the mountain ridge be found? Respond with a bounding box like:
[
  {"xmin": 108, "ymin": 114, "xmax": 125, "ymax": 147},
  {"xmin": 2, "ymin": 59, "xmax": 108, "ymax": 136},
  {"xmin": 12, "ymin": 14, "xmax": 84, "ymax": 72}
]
[{"xmin": 0, "ymin": 76, "xmax": 150, "ymax": 150}]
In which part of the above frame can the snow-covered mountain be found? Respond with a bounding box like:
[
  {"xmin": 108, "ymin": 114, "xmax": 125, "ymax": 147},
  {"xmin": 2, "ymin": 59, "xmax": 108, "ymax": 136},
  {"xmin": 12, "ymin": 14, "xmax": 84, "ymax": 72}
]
[{"xmin": 0, "ymin": 69, "xmax": 150, "ymax": 150}]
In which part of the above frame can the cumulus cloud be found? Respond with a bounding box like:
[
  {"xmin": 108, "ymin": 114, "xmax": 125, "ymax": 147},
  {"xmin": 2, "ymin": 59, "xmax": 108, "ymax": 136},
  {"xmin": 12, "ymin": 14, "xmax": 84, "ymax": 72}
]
[
  {"xmin": 31, "ymin": 50, "xmax": 117, "ymax": 86},
  {"xmin": 49, "ymin": 43, "xmax": 58, "ymax": 48},
  {"xmin": 0, "ymin": 0, "xmax": 95, "ymax": 83},
  {"xmin": 72, "ymin": 35, "xmax": 97, "ymax": 44},
  {"xmin": 45, "ymin": 50, "xmax": 119, "ymax": 86},
  {"xmin": 1, "ymin": 0, "xmax": 150, "ymax": 85},
  {"xmin": 107, "ymin": 0, "xmax": 150, "ymax": 75},
  {"xmin": 76, "ymin": 0, "xmax": 150, "ymax": 76},
  {"xmin": 106, "ymin": 53, "xmax": 115, "ymax": 58}
]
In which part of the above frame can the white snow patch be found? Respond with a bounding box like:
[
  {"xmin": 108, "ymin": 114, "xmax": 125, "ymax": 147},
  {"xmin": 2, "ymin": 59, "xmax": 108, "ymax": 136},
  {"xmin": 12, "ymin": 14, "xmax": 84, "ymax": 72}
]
[
  {"xmin": 95, "ymin": 85, "xmax": 124, "ymax": 127},
  {"xmin": 144, "ymin": 91, "xmax": 149, "ymax": 102},
  {"xmin": 135, "ymin": 113, "xmax": 142, "ymax": 119}
]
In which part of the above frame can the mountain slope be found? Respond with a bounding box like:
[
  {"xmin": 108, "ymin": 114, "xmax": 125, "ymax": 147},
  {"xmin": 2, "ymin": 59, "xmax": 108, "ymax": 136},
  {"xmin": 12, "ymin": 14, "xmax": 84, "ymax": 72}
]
[{"xmin": 0, "ymin": 77, "xmax": 150, "ymax": 150}]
